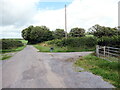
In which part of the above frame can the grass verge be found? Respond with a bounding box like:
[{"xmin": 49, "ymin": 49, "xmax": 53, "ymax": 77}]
[
  {"xmin": 34, "ymin": 44, "xmax": 95, "ymax": 52},
  {"xmin": 0, "ymin": 54, "xmax": 12, "ymax": 60},
  {"xmin": 74, "ymin": 54, "xmax": 120, "ymax": 88},
  {"xmin": 1, "ymin": 45, "xmax": 26, "ymax": 53}
]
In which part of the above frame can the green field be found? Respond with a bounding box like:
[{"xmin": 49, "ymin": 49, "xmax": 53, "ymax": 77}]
[
  {"xmin": 74, "ymin": 54, "xmax": 120, "ymax": 88},
  {"xmin": 19, "ymin": 40, "xmax": 28, "ymax": 44},
  {"xmin": 85, "ymin": 35, "xmax": 94, "ymax": 37}
]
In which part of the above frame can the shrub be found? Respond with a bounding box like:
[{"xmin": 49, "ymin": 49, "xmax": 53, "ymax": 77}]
[
  {"xmin": 47, "ymin": 36, "xmax": 120, "ymax": 48},
  {"xmin": 1, "ymin": 39, "xmax": 24, "ymax": 49},
  {"xmin": 97, "ymin": 35, "xmax": 120, "ymax": 48},
  {"xmin": 47, "ymin": 36, "xmax": 97, "ymax": 48}
]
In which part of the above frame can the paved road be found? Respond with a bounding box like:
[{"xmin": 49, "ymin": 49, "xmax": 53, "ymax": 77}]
[{"xmin": 1, "ymin": 45, "xmax": 114, "ymax": 88}]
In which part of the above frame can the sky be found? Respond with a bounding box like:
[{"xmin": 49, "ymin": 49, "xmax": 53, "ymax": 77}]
[{"xmin": 0, "ymin": 0, "xmax": 119, "ymax": 38}]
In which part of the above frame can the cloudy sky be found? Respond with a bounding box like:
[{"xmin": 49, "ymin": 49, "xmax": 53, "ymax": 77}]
[{"xmin": 0, "ymin": 0, "xmax": 119, "ymax": 38}]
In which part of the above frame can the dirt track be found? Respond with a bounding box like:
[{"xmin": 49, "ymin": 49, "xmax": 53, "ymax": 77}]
[{"xmin": 1, "ymin": 45, "xmax": 114, "ymax": 88}]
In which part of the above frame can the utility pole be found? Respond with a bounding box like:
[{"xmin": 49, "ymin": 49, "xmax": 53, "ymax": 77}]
[
  {"xmin": 65, "ymin": 4, "xmax": 67, "ymax": 39},
  {"xmin": 118, "ymin": 1, "xmax": 120, "ymax": 30}
]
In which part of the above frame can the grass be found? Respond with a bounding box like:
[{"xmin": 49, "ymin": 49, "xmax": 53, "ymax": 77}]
[
  {"xmin": 85, "ymin": 35, "xmax": 94, "ymax": 37},
  {"xmin": 34, "ymin": 43, "xmax": 95, "ymax": 52},
  {"xmin": 0, "ymin": 39, "xmax": 27, "ymax": 60},
  {"xmin": 0, "ymin": 45, "xmax": 26, "ymax": 60},
  {"xmin": 19, "ymin": 40, "xmax": 28, "ymax": 44},
  {"xmin": 0, "ymin": 54, "xmax": 12, "ymax": 60},
  {"xmin": 74, "ymin": 54, "xmax": 120, "ymax": 88},
  {"xmin": 1, "ymin": 45, "xmax": 26, "ymax": 53},
  {"xmin": 100, "ymin": 56, "xmax": 119, "ymax": 62},
  {"xmin": 34, "ymin": 44, "xmax": 66, "ymax": 52}
]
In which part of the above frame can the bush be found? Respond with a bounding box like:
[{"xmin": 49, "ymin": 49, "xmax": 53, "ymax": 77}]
[
  {"xmin": 47, "ymin": 36, "xmax": 97, "ymax": 48},
  {"xmin": 1, "ymin": 39, "xmax": 24, "ymax": 49},
  {"xmin": 97, "ymin": 35, "xmax": 120, "ymax": 48},
  {"xmin": 47, "ymin": 35, "xmax": 120, "ymax": 49}
]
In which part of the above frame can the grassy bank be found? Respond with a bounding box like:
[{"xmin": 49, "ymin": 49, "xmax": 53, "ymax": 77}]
[
  {"xmin": 74, "ymin": 54, "xmax": 120, "ymax": 88},
  {"xmin": 1, "ymin": 45, "xmax": 26, "ymax": 53},
  {"xmin": 0, "ymin": 46, "xmax": 26, "ymax": 60},
  {"xmin": 0, "ymin": 54, "xmax": 12, "ymax": 60},
  {"xmin": 34, "ymin": 44, "xmax": 95, "ymax": 52}
]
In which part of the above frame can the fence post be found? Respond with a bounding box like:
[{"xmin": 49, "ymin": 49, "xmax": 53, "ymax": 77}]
[
  {"xmin": 108, "ymin": 46, "xmax": 109, "ymax": 57},
  {"xmin": 103, "ymin": 46, "xmax": 106, "ymax": 57},
  {"xmin": 96, "ymin": 45, "xmax": 99, "ymax": 57}
]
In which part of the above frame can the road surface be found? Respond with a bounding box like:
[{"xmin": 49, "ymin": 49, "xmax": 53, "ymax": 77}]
[{"xmin": 1, "ymin": 45, "xmax": 114, "ymax": 88}]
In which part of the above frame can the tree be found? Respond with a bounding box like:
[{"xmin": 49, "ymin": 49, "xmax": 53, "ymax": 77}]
[
  {"xmin": 21, "ymin": 26, "xmax": 54, "ymax": 44},
  {"xmin": 89, "ymin": 24, "xmax": 119, "ymax": 37},
  {"xmin": 53, "ymin": 29, "xmax": 65, "ymax": 39},
  {"xmin": 69, "ymin": 27, "xmax": 85, "ymax": 37},
  {"xmin": 22, "ymin": 25, "xmax": 33, "ymax": 43}
]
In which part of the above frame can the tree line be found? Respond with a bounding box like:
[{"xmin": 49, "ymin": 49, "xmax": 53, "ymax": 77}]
[{"xmin": 22, "ymin": 24, "xmax": 120, "ymax": 44}]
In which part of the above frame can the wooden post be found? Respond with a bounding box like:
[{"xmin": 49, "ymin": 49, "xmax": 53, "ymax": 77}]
[
  {"xmin": 103, "ymin": 46, "xmax": 106, "ymax": 57},
  {"xmin": 108, "ymin": 46, "xmax": 109, "ymax": 57},
  {"xmin": 96, "ymin": 45, "xmax": 99, "ymax": 57}
]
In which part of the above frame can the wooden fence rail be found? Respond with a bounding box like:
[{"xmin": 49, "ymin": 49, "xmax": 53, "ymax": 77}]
[{"xmin": 96, "ymin": 45, "xmax": 120, "ymax": 61}]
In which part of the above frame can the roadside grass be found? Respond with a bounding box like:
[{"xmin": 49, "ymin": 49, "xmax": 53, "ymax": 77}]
[
  {"xmin": 1, "ymin": 45, "xmax": 26, "ymax": 53},
  {"xmin": 74, "ymin": 54, "xmax": 120, "ymax": 88},
  {"xmin": 34, "ymin": 44, "xmax": 66, "ymax": 52},
  {"xmin": 34, "ymin": 43, "xmax": 95, "ymax": 52},
  {"xmin": 34, "ymin": 45, "xmax": 51, "ymax": 52},
  {"xmin": 0, "ymin": 54, "xmax": 12, "ymax": 60},
  {"xmin": 99, "ymin": 56, "xmax": 119, "ymax": 62}
]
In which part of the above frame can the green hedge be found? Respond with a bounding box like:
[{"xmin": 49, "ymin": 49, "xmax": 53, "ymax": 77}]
[
  {"xmin": 47, "ymin": 37, "xmax": 97, "ymax": 48},
  {"xmin": 98, "ymin": 35, "xmax": 120, "ymax": 48},
  {"xmin": 47, "ymin": 36, "xmax": 120, "ymax": 48},
  {"xmin": 1, "ymin": 39, "xmax": 24, "ymax": 49}
]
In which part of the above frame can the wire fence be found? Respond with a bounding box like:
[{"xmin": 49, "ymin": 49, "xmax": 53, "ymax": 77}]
[{"xmin": 96, "ymin": 45, "xmax": 120, "ymax": 61}]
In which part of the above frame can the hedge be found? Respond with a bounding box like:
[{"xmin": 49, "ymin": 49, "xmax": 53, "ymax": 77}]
[
  {"xmin": 47, "ymin": 37, "xmax": 97, "ymax": 48},
  {"xmin": 1, "ymin": 39, "xmax": 24, "ymax": 49},
  {"xmin": 97, "ymin": 35, "xmax": 120, "ymax": 48},
  {"xmin": 47, "ymin": 36, "xmax": 120, "ymax": 48}
]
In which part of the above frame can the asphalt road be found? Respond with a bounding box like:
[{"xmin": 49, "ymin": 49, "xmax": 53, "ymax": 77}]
[{"xmin": 1, "ymin": 45, "xmax": 114, "ymax": 88}]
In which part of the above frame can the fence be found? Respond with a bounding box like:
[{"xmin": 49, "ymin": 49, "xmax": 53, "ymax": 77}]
[{"xmin": 96, "ymin": 45, "xmax": 120, "ymax": 61}]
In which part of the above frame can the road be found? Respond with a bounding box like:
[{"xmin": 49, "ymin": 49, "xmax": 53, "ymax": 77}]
[{"xmin": 1, "ymin": 45, "xmax": 114, "ymax": 88}]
